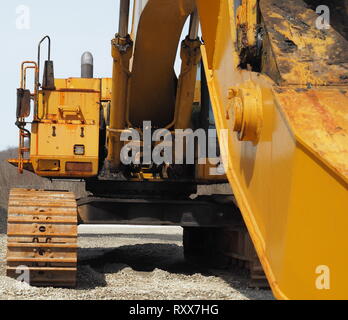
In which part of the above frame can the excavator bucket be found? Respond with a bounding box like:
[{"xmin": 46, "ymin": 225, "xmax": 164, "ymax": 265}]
[{"xmin": 197, "ymin": 0, "xmax": 348, "ymax": 299}]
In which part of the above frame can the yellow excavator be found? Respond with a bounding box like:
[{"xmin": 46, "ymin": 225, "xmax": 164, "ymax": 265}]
[{"xmin": 7, "ymin": 0, "xmax": 348, "ymax": 299}]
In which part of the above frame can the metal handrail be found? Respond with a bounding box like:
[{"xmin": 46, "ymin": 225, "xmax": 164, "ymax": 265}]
[{"xmin": 36, "ymin": 35, "xmax": 51, "ymax": 119}]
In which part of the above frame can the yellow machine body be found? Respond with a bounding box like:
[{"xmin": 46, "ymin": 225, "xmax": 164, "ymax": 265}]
[
  {"xmin": 197, "ymin": 0, "xmax": 348, "ymax": 299},
  {"xmin": 11, "ymin": 78, "xmax": 112, "ymax": 178},
  {"xmin": 8, "ymin": 0, "xmax": 348, "ymax": 299}
]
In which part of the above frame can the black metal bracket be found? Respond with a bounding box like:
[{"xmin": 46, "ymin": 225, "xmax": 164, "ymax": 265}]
[{"xmin": 77, "ymin": 195, "xmax": 243, "ymax": 228}]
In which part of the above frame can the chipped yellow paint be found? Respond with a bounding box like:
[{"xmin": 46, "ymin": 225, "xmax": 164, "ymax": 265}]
[
  {"xmin": 276, "ymin": 88, "xmax": 348, "ymax": 182},
  {"xmin": 236, "ymin": 0, "xmax": 258, "ymax": 47},
  {"xmin": 261, "ymin": 0, "xmax": 348, "ymax": 86}
]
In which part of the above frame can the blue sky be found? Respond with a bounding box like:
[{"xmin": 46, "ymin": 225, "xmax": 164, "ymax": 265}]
[{"xmin": 0, "ymin": 1, "xmax": 188, "ymax": 151}]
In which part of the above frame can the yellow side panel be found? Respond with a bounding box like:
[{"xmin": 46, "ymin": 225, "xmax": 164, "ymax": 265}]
[
  {"xmin": 198, "ymin": 0, "xmax": 348, "ymax": 299},
  {"xmin": 101, "ymin": 78, "xmax": 112, "ymax": 101},
  {"xmin": 31, "ymin": 123, "xmax": 99, "ymax": 157},
  {"xmin": 31, "ymin": 89, "xmax": 100, "ymax": 177},
  {"xmin": 37, "ymin": 90, "xmax": 100, "ymax": 122},
  {"xmin": 54, "ymin": 78, "xmax": 101, "ymax": 91},
  {"xmin": 54, "ymin": 78, "xmax": 112, "ymax": 100}
]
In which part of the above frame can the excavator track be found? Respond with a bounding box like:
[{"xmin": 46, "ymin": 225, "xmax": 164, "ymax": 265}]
[
  {"xmin": 6, "ymin": 189, "xmax": 78, "ymax": 288},
  {"xmin": 221, "ymin": 227, "xmax": 269, "ymax": 288}
]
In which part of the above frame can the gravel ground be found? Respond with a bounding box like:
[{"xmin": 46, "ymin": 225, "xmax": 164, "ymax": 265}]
[{"xmin": 0, "ymin": 225, "xmax": 274, "ymax": 300}]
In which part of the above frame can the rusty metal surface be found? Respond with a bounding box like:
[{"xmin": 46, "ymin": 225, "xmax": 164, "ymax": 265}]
[
  {"xmin": 65, "ymin": 162, "xmax": 93, "ymax": 173},
  {"xmin": 8, "ymin": 159, "xmax": 34, "ymax": 172},
  {"xmin": 276, "ymin": 88, "xmax": 348, "ymax": 182},
  {"xmin": 260, "ymin": 0, "xmax": 348, "ymax": 85},
  {"xmin": 6, "ymin": 189, "xmax": 78, "ymax": 288}
]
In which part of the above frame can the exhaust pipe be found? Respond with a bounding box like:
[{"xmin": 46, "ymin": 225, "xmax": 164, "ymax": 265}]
[{"xmin": 81, "ymin": 52, "xmax": 94, "ymax": 78}]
